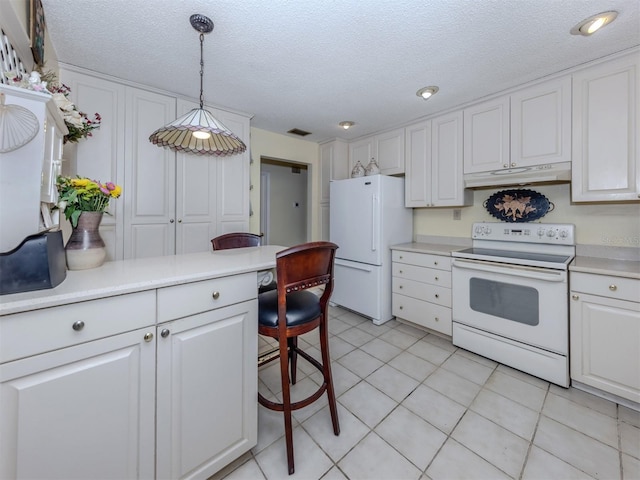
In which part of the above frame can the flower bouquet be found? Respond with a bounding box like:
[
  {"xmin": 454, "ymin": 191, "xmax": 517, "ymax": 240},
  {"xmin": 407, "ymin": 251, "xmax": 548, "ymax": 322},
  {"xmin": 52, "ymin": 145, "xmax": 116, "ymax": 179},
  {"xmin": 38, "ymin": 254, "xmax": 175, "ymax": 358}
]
[{"xmin": 56, "ymin": 176, "xmax": 122, "ymax": 227}]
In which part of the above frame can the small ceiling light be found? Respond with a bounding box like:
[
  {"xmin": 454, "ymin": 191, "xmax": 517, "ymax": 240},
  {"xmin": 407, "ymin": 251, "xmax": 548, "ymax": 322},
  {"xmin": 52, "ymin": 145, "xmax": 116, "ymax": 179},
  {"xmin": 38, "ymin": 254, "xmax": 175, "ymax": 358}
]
[
  {"xmin": 416, "ymin": 86, "xmax": 439, "ymax": 100},
  {"xmin": 149, "ymin": 14, "xmax": 246, "ymax": 156},
  {"xmin": 339, "ymin": 121, "xmax": 355, "ymax": 130},
  {"xmin": 571, "ymin": 11, "xmax": 618, "ymax": 36}
]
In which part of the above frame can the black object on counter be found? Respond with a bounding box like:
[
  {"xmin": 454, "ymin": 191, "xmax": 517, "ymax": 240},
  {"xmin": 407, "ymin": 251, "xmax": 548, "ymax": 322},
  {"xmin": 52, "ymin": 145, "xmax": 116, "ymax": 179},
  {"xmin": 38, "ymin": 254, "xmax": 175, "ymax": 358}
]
[{"xmin": 0, "ymin": 230, "xmax": 67, "ymax": 295}]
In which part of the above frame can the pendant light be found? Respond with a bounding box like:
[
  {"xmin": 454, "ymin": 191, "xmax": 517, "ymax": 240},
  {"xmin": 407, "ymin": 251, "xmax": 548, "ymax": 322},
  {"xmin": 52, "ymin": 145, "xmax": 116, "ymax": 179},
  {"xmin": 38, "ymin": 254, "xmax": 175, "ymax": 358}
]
[{"xmin": 149, "ymin": 14, "xmax": 247, "ymax": 156}]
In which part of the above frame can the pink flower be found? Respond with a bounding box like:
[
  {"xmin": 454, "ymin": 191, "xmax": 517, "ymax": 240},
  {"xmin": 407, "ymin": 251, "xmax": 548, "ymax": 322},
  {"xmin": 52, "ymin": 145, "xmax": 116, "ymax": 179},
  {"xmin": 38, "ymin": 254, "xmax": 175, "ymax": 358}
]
[
  {"xmin": 99, "ymin": 185, "xmax": 110, "ymax": 195},
  {"xmin": 105, "ymin": 182, "xmax": 116, "ymax": 191}
]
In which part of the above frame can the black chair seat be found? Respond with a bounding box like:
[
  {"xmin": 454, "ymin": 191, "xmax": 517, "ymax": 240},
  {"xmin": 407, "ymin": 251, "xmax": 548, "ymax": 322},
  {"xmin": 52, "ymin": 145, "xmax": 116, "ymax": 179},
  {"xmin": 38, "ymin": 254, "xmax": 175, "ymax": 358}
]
[{"xmin": 258, "ymin": 290, "xmax": 320, "ymax": 328}]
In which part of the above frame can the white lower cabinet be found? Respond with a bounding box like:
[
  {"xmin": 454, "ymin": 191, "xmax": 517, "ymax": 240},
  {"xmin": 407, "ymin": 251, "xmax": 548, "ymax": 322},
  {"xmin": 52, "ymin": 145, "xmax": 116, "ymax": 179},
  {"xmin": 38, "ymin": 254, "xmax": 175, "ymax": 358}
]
[
  {"xmin": 156, "ymin": 274, "xmax": 257, "ymax": 480},
  {"xmin": 0, "ymin": 292, "xmax": 157, "ymax": 480},
  {"xmin": 570, "ymin": 272, "xmax": 640, "ymax": 403},
  {"xmin": 391, "ymin": 250, "xmax": 453, "ymax": 336},
  {"xmin": 0, "ymin": 274, "xmax": 258, "ymax": 480}
]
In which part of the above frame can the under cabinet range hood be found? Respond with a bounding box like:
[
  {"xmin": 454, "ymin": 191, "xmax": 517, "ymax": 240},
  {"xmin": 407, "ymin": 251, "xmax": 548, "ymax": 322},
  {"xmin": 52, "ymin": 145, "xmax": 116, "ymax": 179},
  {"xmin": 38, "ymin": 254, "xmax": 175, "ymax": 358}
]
[{"xmin": 464, "ymin": 161, "xmax": 571, "ymax": 189}]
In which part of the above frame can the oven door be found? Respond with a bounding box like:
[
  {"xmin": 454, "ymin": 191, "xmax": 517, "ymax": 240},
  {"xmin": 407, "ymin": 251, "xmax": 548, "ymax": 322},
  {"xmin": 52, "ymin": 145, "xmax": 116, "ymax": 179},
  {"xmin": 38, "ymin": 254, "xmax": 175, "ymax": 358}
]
[{"xmin": 452, "ymin": 258, "xmax": 568, "ymax": 355}]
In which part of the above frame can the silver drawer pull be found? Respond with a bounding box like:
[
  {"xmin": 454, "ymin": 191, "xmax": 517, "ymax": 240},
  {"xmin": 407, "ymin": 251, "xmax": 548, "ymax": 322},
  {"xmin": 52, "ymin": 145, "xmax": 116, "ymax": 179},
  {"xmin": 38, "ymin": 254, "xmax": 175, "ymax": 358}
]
[
  {"xmin": 572, "ymin": 294, "xmax": 579, "ymax": 301},
  {"xmin": 433, "ymin": 261, "xmax": 438, "ymax": 265},
  {"xmin": 399, "ymin": 270, "xmax": 403, "ymax": 274},
  {"xmin": 399, "ymin": 285, "xmax": 403, "ymax": 289},
  {"xmin": 435, "ymin": 317, "xmax": 439, "ymax": 322},
  {"xmin": 609, "ymin": 285, "xmax": 617, "ymax": 291},
  {"xmin": 399, "ymin": 255, "xmax": 403, "ymax": 259},
  {"xmin": 399, "ymin": 306, "xmax": 403, "ymax": 310},
  {"xmin": 434, "ymin": 276, "xmax": 439, "ymax": 281},
  {"xmin": 212, "ymin": 291, "xmax": 220, "ymax": 300},
  {"xmin": 72, "ymin": 320, "xmax": 85, "ymax": 331},
  {"xmin": 435, "ymin": 294, "xmax": 439, "ymax": 299},
  {"xmin": 161, "ymin": 328, "xmax": 170, "ymax": 338},
  {"xmin": 144, "ymin": 332, "xmax": 154, "ymax": 342}
]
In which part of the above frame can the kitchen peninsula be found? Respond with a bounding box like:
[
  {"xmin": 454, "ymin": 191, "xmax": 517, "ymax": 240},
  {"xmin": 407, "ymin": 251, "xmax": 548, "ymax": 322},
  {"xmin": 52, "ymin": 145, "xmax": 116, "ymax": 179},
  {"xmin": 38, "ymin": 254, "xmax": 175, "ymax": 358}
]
[{"xmin": 0, "ymin": 245, "xmax": 283, "ymax": 480}]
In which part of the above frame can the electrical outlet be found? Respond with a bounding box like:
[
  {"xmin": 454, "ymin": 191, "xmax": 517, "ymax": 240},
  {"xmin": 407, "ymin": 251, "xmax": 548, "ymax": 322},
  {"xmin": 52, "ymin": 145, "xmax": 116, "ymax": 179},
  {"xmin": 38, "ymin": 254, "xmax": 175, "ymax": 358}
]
[{"xmin": 453, "ymin": 209, "xmax": 462, "ymax": 220}]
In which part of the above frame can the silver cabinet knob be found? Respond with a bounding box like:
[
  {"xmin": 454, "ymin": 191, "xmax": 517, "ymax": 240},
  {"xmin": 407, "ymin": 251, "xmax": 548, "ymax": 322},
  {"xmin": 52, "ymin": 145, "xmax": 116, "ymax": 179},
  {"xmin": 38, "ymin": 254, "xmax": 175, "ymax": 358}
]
[
  {"xmin": 170, "ymin": 219, "xmax": 175, "ymax": 223},
  {"xmin": 72, "ymin": 320, "xmax": 85, "ymax": 331},
  {"xmin": 212, "ymin": 291, "xmax": 220, "ymax": 300},
  {"xmin": 511, "ymin": 163, "xmax": 517, "ymax": 167},
  {"xmin": 399, "ymin": 285, "xmax": 403, "ymax": 289},
  {"xmin": 503, "ymin": 164, "xmax": 509, "ymax": 168},
  {"xmin": 399, "ymin": 270, "xmax": 403, "ymax": 274},
  {"xmin": 161, "ymin": 328, "xmax": 170, "ymax": 338},
  {"xmin": 399, "ymin": 255, "xmax": 403, "ymax": 260},
  {"xmin": 433, "ymin": 261, "xmax": 438, "ymax": 265},
  {"xmin": 435, "ymin": 294, "xmax": 439, "ymax": 299},
  {"xmin": 399, "ymin": 305, "xmax": 403, "ymax": 310},
  {"xmin": 434, "ymin": 276, "xmax": 439, "ymax": 281},
  {"xmin": 572, "ymin": 294, "xmax": 579, "ymax": 301},
  {"xmin": 435, "ymin": 317, "xmax": 439, "ymax": 322},
  {"xmin": 144, "ymin": 332, "xmax": 154, "ymax": 342},
  {"xmin": 609, "ymin": 285, "xmax": 617, "ymax": 291},
  {"xmin": 178, "ymin": 219, "xmax": 182, "ymax": 223}
]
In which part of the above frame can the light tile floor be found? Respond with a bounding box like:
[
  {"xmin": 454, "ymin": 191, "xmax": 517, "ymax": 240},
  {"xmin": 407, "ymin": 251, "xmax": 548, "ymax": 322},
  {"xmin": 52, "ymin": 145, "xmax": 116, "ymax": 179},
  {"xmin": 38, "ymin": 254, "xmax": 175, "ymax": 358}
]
[{"xmin": 213, "ymin": 306, "xmax": 640, "ymax": 480}]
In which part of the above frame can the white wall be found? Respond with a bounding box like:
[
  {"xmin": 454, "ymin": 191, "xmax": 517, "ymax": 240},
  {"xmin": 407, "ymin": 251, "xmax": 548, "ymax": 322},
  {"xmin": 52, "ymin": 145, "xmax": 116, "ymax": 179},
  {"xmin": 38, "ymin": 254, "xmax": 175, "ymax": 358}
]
[
  {"xmin": 249, "ymin": 128, "xmax": 319, "ymax": 239},
  {"xmin": 414, "ymin": 183, "xmax": 640, "ymax": 248}
]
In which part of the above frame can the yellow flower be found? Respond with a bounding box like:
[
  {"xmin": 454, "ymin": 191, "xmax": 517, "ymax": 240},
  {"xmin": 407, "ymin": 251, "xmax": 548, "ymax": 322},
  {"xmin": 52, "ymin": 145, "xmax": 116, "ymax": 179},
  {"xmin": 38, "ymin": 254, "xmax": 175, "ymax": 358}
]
[
  {"xmin": 110, "ymin": 185, "xmax": 122, "ymax": 198},
  {"xmin": 71, "ymin": 178, "xmax": 90, "ymax": 187}
]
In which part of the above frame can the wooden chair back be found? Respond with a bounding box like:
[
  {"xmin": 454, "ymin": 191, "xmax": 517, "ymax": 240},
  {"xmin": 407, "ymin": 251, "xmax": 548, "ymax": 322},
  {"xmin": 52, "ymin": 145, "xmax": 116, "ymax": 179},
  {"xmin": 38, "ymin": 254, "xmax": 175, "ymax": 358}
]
[{"xmin": 211, "ymin": 232, "xmax": 263, "ymax": 250}]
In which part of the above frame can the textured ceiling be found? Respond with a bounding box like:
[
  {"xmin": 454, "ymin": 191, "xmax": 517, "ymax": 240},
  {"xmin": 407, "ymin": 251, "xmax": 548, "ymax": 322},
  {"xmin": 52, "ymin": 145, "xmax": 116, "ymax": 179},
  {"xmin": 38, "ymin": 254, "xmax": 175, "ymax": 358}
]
[{"xmin": 41, "ymin": 0, "xmax": 639, "ymax": 143}]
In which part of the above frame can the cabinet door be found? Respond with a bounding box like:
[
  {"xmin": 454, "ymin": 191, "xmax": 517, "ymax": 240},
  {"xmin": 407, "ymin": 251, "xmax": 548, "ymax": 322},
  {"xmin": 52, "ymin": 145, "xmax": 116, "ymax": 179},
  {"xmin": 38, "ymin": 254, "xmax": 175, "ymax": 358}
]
[
  {"xmin": 463, "ymin": 96, "xmax": 510, "ymax": 173},
  {"xmin": 319, "ymin": 201, "xmax": 330, "ymax": 241},
  {"xmin": 572, "ymin": 53, "xmax": 640, "ymax": 202},
  {"xmin": 375, "ymin": 128, "xmax": 405, "ymax": 175},
  {"xmin": 214, "ymin": 108, "xmax": 251, "ymax": 236},
  {"xmin": 349, "ymin": 137, "xmax": 374, "ymax": 174},
  {"xmin": 0, "ymin": 328, "xmax": 156, "ymax": 480},
  {"xmin": 404, "ymin": 120, "xmax": 432, "ymax": 207},
  {"xmin": 570, "ymin": 292, "xmax": 640, "ymax": 403},
  {"xmin": 319, "ymin": 140, "xmax": 349, "ymax": 203},
  {"xmin": 124, "ymin": 88, "xmax": 177, "ymax": 259},
  {"xmin": 511, "ymin": 76, "xmax": 571, "ymax": 168},
  {"xmin": 156, "ymin": 300, "xmax": 258, "ymax": 480},
  {"xmin": 432, "ymin": 112, "xmax": 471, "ymax": 206},
  {"xmin": 58, "ymin": 70, "xmax": 127, "ymax": 260},
  {"xmin": 174, "ymin": 99, "xmax": 218, "ymax": 254}
]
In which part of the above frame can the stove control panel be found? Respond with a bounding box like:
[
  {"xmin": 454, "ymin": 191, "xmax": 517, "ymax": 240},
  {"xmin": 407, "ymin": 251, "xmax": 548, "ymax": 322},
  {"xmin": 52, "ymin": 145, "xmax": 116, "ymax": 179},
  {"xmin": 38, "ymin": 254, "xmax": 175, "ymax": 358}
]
[{"xmin": 471, "ymin": 222, "xmax": 575, "ymax": 245}]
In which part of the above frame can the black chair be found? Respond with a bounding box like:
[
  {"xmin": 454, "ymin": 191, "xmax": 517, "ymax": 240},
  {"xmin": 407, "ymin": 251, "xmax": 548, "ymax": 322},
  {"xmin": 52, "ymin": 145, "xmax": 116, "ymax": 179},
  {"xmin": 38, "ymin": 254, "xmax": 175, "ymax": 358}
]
[{"xmin": 258, "ymin": 241, "xmax": 340, "ymax": 475}]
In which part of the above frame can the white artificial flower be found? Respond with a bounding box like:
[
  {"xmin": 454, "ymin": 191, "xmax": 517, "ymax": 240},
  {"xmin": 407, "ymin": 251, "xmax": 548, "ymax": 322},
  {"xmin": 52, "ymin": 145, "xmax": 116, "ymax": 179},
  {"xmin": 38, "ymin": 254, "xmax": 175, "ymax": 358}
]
[{"xmin": 52, "ymin": 92, "xmax": 76, "ymax": 112}]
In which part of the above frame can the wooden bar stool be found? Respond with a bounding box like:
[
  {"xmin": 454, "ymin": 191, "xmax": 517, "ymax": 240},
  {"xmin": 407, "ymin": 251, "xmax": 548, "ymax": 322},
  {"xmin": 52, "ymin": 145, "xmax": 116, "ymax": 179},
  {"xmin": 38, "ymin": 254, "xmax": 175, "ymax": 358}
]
[
  {"xmin": 210, "ymin": 232, "xmax": 263, "ymax": 250},
  {"xmin": 257, "ymin": 241, "xmax": 340, "ymax": 475}
]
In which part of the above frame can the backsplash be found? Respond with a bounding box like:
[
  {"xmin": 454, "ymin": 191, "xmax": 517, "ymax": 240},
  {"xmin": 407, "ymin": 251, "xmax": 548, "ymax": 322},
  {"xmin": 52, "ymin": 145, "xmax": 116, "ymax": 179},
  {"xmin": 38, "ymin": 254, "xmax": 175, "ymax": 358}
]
[{"xmin": 414, "ymin": 183, "xmax": 640, "ymax": 248}]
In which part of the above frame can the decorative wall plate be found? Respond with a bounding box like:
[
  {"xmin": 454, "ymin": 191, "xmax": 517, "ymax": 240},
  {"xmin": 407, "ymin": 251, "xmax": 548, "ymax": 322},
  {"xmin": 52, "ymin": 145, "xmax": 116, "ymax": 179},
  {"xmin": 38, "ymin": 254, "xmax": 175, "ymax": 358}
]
[
  {"xmin": 0, "ymin": 93, "xmax": 40, "ymax": 153},
  {"xmin": 483, "ymin": 189, "xmax": 554, "ymax": 223}
]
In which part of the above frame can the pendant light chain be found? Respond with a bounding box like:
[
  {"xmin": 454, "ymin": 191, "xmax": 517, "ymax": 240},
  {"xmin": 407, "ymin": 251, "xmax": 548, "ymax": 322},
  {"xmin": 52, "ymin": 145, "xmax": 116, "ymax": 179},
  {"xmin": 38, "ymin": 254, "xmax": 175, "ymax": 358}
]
[{"xmin": 199, "ymin": 32, "xmax": 205, "ymax": 109}]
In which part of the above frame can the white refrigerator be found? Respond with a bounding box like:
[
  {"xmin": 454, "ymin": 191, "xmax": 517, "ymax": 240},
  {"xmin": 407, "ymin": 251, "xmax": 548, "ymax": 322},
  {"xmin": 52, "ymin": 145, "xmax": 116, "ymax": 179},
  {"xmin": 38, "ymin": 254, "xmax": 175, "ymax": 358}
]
[{"xmin": 329, "ymin": 175, "xmax": 413, "ymax": 324}]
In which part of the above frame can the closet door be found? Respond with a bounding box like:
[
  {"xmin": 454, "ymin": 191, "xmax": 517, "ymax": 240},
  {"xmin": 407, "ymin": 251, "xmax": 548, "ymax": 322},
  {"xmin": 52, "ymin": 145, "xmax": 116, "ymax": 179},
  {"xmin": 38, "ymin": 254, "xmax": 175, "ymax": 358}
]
[{"xmin": 124, "ymin": 88, "xmax": 176, "ymax": 259}]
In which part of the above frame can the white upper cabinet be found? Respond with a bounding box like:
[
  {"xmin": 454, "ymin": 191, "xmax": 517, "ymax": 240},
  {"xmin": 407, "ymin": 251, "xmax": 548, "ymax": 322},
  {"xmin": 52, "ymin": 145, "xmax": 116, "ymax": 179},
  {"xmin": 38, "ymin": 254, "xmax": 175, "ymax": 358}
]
[
  {"xmin": 511, "ymin": 76, "xmax": 571, "ymax": 167},
  {"xmin": 571, "ymin": 52, "xmax": 640, "ymax": 202},
  {"xmin": 463, "ymin": 96, "xmax": 510, "ymax": 174},
  {"xmin": 432, "ymin": 112, "xmax": 472, "ymax": 206},
  {"xmin": 349, "ymin": 128, "xmax": 405, "ymax": 175},
  {"xmin": 406, "ymin": 114, "xmax": 471, "ymax": 208},
  {"xmin": 319, "ymin": 139, "xmax": 349, "ymax": 203},
  {"xmin": 463, "ymin": 76, "xmax": 571, "ymax": 174}
]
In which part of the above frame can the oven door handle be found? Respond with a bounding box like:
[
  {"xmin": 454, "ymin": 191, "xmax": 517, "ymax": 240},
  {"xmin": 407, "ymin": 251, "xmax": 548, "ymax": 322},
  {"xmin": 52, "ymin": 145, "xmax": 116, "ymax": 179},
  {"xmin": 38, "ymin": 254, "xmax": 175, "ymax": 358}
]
[{"xmin": 451, "ymin": 258, "xmax": 566, "ymax": 282}]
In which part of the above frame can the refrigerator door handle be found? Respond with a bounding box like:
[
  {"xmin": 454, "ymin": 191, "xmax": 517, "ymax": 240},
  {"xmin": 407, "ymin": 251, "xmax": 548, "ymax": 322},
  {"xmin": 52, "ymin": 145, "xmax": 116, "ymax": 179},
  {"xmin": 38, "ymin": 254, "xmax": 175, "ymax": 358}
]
[{"xmin": 371, "ymin": 194, "xmax": 377, "ymax": 252}]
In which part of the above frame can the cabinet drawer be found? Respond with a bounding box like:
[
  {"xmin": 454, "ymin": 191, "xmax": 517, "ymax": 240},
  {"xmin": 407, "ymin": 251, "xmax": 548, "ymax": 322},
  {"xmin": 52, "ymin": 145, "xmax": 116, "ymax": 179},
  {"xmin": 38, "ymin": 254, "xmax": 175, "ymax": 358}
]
[
  {"xmin": 392, "ymin": 250, "xmax": 451, "ymax": 270},
  {"xmin": 392, "ymin": 262, "xmax": 452, "ymax": 286},
  {"xmin": 571, "ymin": 272, "xmax": 640, "ymax": 303},
  {"xmin": 0, "ymin": 290, "xmax": 156, "ymax": 363},
  {"xmin": 392, "ymin": 277, "xmax": 451, "ymax": 307},
  {"xmin": 392, "ymin": 293, "xmax": 452, "ymax": 336},
  {"xmin": 157, "ymin": 273, "xmax": 256, "ymax": 322}
]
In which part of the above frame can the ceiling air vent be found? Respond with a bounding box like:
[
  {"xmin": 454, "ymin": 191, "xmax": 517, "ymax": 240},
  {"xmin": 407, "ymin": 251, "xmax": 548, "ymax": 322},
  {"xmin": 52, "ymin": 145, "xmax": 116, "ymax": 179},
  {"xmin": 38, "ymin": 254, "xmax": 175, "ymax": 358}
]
[{"xmin": 287, "ymin": 128, "xmax": 311, "ymax": 137}]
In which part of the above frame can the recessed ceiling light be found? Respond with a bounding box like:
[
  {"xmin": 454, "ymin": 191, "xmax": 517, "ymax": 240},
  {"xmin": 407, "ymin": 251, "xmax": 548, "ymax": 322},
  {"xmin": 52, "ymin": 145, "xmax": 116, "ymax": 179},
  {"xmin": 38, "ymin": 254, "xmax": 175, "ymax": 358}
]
[
  {"xmin": 571, "ymin": 11, "xmax": 618, "ymax": 36},
  {"xmin": 339, "ymin": 121, "xmax": 355, "ymax": 130},
  {"xmin": 416, "ymin": 86, "xmax": 439, "ymax": 100}
]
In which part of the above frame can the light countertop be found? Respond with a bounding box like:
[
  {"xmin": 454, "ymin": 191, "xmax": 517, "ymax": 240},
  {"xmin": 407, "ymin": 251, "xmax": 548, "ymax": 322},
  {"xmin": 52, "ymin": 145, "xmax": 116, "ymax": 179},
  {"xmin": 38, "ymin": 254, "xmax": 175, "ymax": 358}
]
[
  {"xmin": 391, "ymin": 242, "xmax": 469, "ymax": 256},
  {"xmin": 0, "ymin": 245, "xmax": 284, "ymax": 316},
  {"xmin": 570, "ymin": 256, "xmax": 640, "ymax": 280}
]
